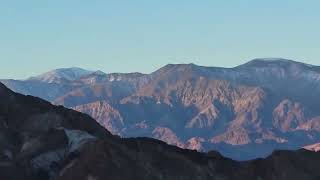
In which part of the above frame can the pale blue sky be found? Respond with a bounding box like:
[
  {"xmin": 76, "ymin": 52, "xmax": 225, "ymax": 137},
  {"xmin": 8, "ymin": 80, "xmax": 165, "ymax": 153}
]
[{"xmin": 1, "ymin": 1, "xmax": 320, "ymax": 79}]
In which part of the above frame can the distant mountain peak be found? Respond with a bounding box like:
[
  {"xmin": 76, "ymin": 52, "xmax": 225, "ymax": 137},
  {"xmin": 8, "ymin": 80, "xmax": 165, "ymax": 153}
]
[
  {"xmin": 251, "ymin": 57, "xmax": 293, "ymax": 62},
  {"xmin": 91, "ymin": 70, "xmax": 107, "ymax": 76},
  {"xmin": 163, "ymin": 63, "xmax": 198, "ymax": 69},
  {"xmin": 28, "ymin": 67, "xmax": 94, "ymax": 83},
  {"xmin": 239, "ymin": 58, "xmax": 315, "ymax": 68},
  {"xmin": 152, "ymin": 63, "xmax": 203, "ymax": 76}
]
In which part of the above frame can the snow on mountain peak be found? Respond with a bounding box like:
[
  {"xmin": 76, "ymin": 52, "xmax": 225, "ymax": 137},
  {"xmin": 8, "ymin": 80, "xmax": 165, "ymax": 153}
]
[{"xmin": 28, "ymin": 67, "xmax": 94, "ymax": 83}]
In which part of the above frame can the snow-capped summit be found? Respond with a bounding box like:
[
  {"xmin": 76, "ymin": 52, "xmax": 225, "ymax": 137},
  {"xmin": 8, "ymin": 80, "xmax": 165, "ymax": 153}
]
[
  {"xmin": 3, "ymin": 59, "xmax": 320, "ymax": 161},
  {"xmin": 28, "ymin": 67, "xmax": 93, "ymax": 83}
]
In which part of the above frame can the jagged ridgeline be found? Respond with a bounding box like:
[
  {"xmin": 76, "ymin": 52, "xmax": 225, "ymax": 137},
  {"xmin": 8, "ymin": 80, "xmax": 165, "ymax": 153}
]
[
  {"xmin": 2, "ymin": 58, "xmax": 320, "ymax": 160},
  {"xmin": 1, "ymin": 82, "xmax": 320, "ymax": 180}
]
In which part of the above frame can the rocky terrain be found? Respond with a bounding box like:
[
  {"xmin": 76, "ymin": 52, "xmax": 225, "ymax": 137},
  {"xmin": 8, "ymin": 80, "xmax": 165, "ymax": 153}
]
[
  {"xmin": 2, "ymin": 58, "xmax": 320, "ymax": 160},
  {"xmin": 304, "ymin": 143, "xmax": 320, "ymax": 152},
  {"xmin": 1, "ymin": 82, "xmax": 320, "ymax": 180}
]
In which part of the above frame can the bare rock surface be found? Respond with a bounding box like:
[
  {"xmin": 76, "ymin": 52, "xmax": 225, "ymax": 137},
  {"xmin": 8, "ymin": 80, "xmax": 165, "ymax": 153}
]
[
  {"xmin": 0, "ymin": 83, "xmax": 320, "ymax": 180},
  {"xmin": 2, "ymin": 59, "xmax": 320, "ymax": 160}
]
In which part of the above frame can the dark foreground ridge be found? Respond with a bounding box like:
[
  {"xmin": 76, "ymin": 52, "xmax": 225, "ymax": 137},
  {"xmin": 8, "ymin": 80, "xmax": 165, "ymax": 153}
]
[{"xmin": 0, "ymin": 83, "xmax": 320, "ymax": 180}]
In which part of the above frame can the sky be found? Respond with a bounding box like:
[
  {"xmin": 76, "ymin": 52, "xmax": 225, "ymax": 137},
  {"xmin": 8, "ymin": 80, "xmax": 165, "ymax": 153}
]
[{"xmin": 1, "ymin": 0, "xmax": 320, "ymax": 79}]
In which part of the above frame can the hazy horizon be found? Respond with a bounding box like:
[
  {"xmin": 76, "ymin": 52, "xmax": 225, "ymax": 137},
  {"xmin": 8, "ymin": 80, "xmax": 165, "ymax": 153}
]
[
  {"xmin": 1, "ymin": 1, "xmax": 320, "ymax": 79},
  {"xmin": 1, "ymin": 58, "xmax": 319, "ymax": 80}
]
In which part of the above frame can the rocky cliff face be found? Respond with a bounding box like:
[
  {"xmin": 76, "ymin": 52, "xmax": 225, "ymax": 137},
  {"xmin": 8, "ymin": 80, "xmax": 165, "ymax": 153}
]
[
  {"xmin": 0, "ymin": 82, "xmax": 320, "ymax": 180},
  {"xmin": 2, "ymin": 59, "xmax": 320, "ymax": 160},
  {"xmin": 73, "ymin": 101, "xmax": 124, "ymax": 135}
]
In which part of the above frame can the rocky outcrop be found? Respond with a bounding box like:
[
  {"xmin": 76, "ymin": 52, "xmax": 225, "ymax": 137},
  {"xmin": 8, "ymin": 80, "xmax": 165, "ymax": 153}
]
[
  {"xmin": 73, "ymin": 101, "xmax": 124, "ymax": 135},
  {"xmin": 211, "ymin": 128, "xmax": 251, "ymax": 145},
  {"xmin": 0, "ymin": 82, "xmax": 112, "ymax": 179},
  {"xmin": 304, "ymin": 143, "xmax": 320, "ymax": 152},
  {"xmin": 152, "ymin": 127, "xmax": 185, "ymax": 148},
  {"xmin": 273, "ymin": 100, "xmax": 306, "ymax": 132}
]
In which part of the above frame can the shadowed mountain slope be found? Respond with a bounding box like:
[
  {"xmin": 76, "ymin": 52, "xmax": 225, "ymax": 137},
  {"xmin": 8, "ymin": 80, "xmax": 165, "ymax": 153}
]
[
  {"xmin": 2, "ymin": 58, "xmax": 320, "ymax": 160},
  {"xmin": 0, "ymin": 82, "xmax": 320, "ymax": 180}
]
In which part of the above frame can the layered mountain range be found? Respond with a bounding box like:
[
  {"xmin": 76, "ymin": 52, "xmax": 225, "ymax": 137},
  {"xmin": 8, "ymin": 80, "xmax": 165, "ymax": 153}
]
[
  {"xmin": 1, "ymin": 82, "xmax": 320, "ymax": 180},
  {"xmin": 2, "ymin": 58, "xmax": 320, "ymax": 160}
]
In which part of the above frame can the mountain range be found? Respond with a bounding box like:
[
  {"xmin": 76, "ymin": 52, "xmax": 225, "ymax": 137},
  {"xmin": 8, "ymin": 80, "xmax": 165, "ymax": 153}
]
[
  {"xmin": 0, "ymin": 81, "xmax": 320, "ymax": 180},
  {"xmin": 2, "ymin": 58, "xmax": 320, "ymax": 160}
]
